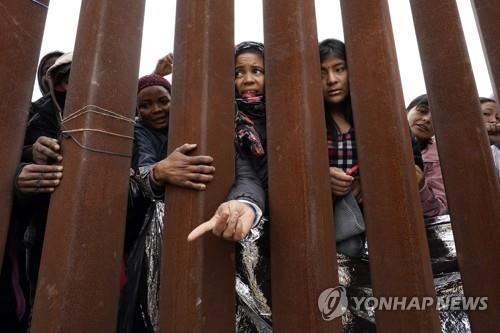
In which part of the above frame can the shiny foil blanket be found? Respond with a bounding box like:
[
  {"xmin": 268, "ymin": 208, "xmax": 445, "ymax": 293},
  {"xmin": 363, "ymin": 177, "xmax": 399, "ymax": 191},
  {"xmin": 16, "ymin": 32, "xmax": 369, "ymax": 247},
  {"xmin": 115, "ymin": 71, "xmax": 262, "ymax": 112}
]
[{"xmin": 235, "ymin": 216, "xmax": 470, "ymax": 333}]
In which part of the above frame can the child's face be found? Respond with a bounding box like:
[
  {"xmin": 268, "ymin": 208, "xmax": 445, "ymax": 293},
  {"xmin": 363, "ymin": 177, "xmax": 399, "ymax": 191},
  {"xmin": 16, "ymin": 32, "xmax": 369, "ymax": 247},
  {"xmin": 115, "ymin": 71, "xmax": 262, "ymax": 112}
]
[
  {"xmin": 407, "ymin": 104, "xmax": 434, "ymax": 140},
  {"xmin": 480, "ymin": 101, "xmax": 498, "ymax": 125},
  {"xmin": 481, "ymin": 101, "xmax": 500, "ymax": 145},
  {"xmin": 234, "ymin": 52, "xmax": 265, "ymax": 97},
  {"xmin": 321, "ymin": 55, "xmax": 349, "ymax": 105},
  {"xmin": 137, "ymin": 85, "xmax": 170, "ymax": 130}
]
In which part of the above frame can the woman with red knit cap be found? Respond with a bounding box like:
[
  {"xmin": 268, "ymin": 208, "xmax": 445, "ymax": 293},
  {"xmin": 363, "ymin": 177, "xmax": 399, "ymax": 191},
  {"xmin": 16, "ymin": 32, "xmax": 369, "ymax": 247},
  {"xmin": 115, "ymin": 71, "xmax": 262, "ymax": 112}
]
[{"xmin": 118, "ymin": 74, "xmax": 215, "ymax": 333}]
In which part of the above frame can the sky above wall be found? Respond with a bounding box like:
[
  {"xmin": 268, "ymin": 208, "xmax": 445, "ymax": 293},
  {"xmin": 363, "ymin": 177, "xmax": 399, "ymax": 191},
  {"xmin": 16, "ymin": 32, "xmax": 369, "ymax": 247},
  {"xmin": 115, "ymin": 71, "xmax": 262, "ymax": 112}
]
[{"xmin": 34, "ymin": 0, "xmax": 493, "ymax": 105}]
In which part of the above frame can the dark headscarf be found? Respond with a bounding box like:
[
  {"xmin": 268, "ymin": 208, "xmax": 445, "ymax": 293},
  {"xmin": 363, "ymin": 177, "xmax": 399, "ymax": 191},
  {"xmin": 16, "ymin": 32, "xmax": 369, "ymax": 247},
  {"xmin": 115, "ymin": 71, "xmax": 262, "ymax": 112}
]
[
  {"xmin": 235, "ymin": 96, "xmax": 266, "ymax": 157},
  {"xmin": 37, "ymin": 51, "xmax": 64, "ymax": 96},
  {"xmin": 235, "ymin": 41, "xmax": 264, "ymax": 60}
]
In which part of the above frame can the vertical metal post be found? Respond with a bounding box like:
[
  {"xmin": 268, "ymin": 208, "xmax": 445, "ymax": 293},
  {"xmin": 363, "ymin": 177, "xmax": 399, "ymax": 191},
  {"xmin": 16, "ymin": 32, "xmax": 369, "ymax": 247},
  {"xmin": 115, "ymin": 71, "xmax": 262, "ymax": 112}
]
[
  {"xmin": 471, "ymin": 0, "xmax": 500, "ymax": 101},
  {"xmin": 340, "ymin": 0, "xmax": 442, "ymax": 331},
  {"xmin": 410, "ymin": 1, "xmax": 500, "ymax": 331},
  {"xmin": 263, "ymin": 0, "xmax": 341, "ymax": 331},
  {"xmin": 30, "ymin": 0, "xmax": 145, "ymax": 331},
  {"xmin": 0, "ymin": 0, "xmax": 49, "ymax": 269},
  {"xmin": 159, "ymin": 0, "xmax": 235, "ymax": 332}
]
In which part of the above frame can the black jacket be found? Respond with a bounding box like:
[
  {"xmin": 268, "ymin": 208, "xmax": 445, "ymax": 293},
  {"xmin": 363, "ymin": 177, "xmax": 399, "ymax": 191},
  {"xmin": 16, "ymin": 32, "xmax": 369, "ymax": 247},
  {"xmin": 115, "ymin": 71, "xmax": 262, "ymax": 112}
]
[
  {"xmin": 131, "ymin": 120, "xmax": 168, "ymax": 170},
  {"xmin": 21, "ymin": 94, "xmax": 62, "ymax": 163},
  {"xmin": 130, "ymin": 120, "xmax": 168, "ymax": 199}
]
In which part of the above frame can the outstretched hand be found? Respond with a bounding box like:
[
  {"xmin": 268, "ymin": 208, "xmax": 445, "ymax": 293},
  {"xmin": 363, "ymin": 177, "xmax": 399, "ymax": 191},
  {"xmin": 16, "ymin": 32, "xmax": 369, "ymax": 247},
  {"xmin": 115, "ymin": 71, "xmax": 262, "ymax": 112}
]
[
  {"xmin": 32, "ymin": 136, "xmax": 62, "ymax": 164},
  {"xmin": 153, "ymin": 143, "xmax": 215, "ymax": 190},
  {"xmin": 17, "ymin": 164, "xmax": 63, "ymax": 194},
  {"xmin": 187, "ymin": 200, "xmax": 255, "ymax": 242},
  {"xmin": 154, "ymin": 52, "xmax": 174, "ymax": 77}
]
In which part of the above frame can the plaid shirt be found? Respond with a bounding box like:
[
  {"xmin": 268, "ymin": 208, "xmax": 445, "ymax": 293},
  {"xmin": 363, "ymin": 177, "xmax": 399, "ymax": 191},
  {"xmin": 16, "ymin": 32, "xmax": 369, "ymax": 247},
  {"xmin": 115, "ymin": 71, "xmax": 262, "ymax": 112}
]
[{"xmin": 327, "ymin": 127, "xmax": 357, "ymax": 171}]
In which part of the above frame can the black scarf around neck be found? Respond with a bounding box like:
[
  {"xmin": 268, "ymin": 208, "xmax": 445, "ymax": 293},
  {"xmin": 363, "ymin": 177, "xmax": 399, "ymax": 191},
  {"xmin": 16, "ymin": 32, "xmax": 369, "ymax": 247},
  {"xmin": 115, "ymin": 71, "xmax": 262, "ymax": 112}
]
[{"xmin": 235, "ymin": 95, "xmax": 266, "ymax": 157}]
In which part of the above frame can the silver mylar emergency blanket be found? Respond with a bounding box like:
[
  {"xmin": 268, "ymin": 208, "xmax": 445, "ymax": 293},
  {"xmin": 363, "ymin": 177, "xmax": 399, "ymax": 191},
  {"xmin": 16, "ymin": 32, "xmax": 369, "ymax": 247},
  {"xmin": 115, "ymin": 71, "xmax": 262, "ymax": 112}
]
[
  {"xmin": 236, "ymin": 215, "xmax": 471, "ymax": 333},
  {"xmin": 236, "ymin": 217, "xmax": 273, "ymax": 332}
]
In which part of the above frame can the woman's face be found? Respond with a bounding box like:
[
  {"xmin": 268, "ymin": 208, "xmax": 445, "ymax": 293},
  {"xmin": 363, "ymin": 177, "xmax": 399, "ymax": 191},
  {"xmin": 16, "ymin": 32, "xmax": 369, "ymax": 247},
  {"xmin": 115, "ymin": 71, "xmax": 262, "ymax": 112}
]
[
  {"xmin": 235, "ymin": 52, "xmax": 265, "ymax": 97},
  {"xmin": 137, "ymin": 85, "xmax": 170, "ymax": 130},
  {"xmin": 321, "ymin": 55, "xmax": 349, "ymax": 105},
  {"xmin": 480, "ymin": 101, "xmax": 499, "ymax": 124},
  {"xmin": 407, "ymin": 104, "xmax": 434, "ymax": 140}
]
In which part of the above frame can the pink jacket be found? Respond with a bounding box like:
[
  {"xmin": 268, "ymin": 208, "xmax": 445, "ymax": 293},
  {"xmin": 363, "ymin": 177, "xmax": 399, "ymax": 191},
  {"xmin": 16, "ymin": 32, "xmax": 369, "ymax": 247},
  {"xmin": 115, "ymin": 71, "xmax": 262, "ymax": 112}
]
[{"xmin": 419, "ymin": 139, "xmax": 448, "ymax": 218}]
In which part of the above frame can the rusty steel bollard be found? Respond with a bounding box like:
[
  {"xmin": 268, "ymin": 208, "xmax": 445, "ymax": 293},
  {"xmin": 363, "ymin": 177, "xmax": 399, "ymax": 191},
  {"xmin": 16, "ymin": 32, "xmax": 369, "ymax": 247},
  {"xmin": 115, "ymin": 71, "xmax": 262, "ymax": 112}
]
[
  {"xmin": 0, "ymin": 0, "xmax": 49, "ymax": 269},
  {"xmin": 30, "ymin": 0, "xmax": 145, "ymax": 331},
  {"xmin": 410, "ymin": 1, "xmax": 500, "ymax": 331},
  {"xmin": 340, "ymin": 0, "xmax": 441, "ymax": 331}
]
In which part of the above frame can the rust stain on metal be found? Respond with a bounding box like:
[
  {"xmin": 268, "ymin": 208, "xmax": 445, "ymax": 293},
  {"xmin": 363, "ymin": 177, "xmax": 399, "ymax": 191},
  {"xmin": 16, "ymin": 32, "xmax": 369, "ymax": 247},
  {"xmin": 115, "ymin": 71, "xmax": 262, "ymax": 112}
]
[{"xmin": 45, "ymin": 284, "xmax": 59, "ymax": 299}]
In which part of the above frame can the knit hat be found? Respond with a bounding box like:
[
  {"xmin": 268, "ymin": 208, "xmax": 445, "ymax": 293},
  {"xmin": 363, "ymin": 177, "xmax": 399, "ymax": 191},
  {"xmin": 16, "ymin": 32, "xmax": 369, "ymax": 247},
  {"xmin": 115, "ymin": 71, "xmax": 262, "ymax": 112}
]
[{"xmin": 138, "ymin": 74, "xmax": 171, "ymax": 94}]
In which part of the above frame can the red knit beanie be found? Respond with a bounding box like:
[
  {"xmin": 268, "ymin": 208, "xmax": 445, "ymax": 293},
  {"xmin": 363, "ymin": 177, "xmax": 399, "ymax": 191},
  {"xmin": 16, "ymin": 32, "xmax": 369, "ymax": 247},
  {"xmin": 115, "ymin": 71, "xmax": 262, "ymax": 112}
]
[{"xmin": 137, "ymin": 74, "xmax": 171, "ymax": 94}]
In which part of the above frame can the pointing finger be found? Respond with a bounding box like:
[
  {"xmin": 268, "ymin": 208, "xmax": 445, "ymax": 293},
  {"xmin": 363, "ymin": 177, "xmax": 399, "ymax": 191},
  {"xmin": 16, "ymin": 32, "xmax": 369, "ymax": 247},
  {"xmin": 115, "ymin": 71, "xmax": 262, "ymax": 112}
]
[{"xmin": 187, "ymin": 219, "xmax": 216, "ymax": 242}]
